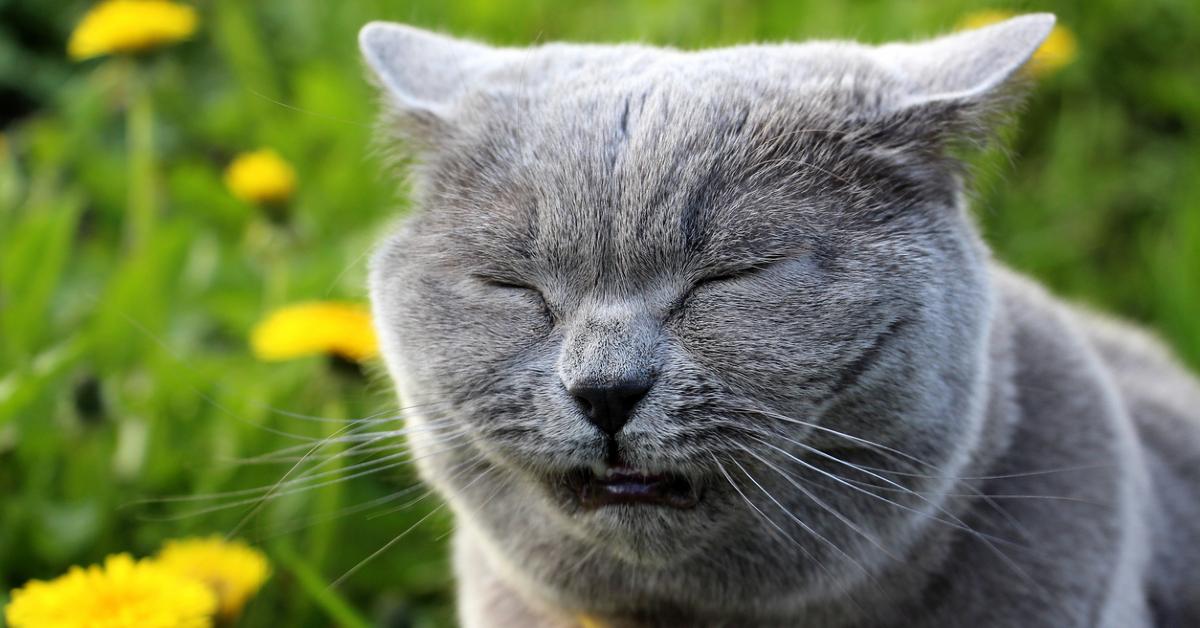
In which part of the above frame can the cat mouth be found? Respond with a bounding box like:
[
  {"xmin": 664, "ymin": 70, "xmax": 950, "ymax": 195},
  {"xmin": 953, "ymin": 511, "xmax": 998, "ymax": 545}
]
[{"xmin": 565, "ymin": 464, "xmax": 702, "ymax": 510}]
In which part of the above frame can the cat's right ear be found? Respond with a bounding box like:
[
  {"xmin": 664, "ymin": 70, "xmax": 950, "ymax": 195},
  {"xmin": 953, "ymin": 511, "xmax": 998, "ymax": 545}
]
[
  {"xmin": 870, "ymin": 13, "xmax": 1056, "ymax": 147},
  {"xmin": 358, "ymin": 22, "xmax": 506, "ymax": 137}
]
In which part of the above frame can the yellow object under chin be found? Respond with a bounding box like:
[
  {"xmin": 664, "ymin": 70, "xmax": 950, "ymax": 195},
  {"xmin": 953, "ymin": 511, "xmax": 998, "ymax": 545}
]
[{"xmin": 578, "ymin": 614, "xmax": 606, "ymax": 628}]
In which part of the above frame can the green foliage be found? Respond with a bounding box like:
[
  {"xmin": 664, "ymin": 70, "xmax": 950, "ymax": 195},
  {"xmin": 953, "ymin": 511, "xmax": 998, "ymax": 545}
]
[{"xmin": 0, "ymin": 1, "xmax": 1197, "ymax": 626}]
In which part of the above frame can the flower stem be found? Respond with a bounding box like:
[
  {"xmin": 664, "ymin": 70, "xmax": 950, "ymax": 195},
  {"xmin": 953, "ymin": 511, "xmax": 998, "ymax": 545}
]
[
  {"xmin": 307, "ymin": 397, "xmax": 346, "ymax": 573},
  {"xmin": 272, "ymin": 541, "xmax": 372, "ymax": 628},
  {"xmin": 125, "ymin": 59, "xmax": 157, "ymax": 251}
]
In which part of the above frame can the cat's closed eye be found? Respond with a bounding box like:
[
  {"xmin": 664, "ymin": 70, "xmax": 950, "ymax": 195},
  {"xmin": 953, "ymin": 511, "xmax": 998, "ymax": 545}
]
[
  {"xmin": 689, "ymin": 263, "xmax": 773, "ymax": 294},
  {"xmin": 474, "ymin": 275, "xmax": 556, "ymax": 322},
  {"xmin": 668, "ymin": 263, "xmax": 775, "ymax": 316}
]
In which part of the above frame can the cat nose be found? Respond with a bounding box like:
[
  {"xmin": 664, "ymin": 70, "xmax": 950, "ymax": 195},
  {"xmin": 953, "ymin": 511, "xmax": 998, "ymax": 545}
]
[{"xmin": 568, "ymin": 375, "xmax": 653, "ymax": 437}]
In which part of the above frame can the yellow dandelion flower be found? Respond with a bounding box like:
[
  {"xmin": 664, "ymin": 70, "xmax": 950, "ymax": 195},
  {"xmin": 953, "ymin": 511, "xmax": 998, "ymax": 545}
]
[
  {"xmin": 68, "ymin": 1, "xmax": 198, "ymax": 61},
  {"xmin": 959, "ymin": 11, "xmax": 1077, "ymax": 76},
  {"xmin": 224, "ymin": 149, "xmax": 297, "ymax": 206},
  {"xmin": 156, "ymin": 537, "xmax": 271, "ymax": 620},
  {"xmin": 251, "ymin": 301, "xmax": 379, "ymax": 362},
  {"xmin": 578, "ymin": 614, "xmax": 607, "ymax": 628},
  {"xmin": 5, "ymin": 553, "xmax": 216, "ymax": 628}
]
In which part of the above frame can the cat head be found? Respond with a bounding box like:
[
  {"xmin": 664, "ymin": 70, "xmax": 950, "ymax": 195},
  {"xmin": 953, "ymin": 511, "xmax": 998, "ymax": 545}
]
[{"xmin": 362, "ymin": 15, "xmax": 1052, "ymax": 614}]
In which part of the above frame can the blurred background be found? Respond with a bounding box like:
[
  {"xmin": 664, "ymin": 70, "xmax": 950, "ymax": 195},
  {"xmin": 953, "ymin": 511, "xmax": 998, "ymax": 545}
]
[{"xmin": 0, "ymin": 0, "xmax": 1197, "ymax": 626}]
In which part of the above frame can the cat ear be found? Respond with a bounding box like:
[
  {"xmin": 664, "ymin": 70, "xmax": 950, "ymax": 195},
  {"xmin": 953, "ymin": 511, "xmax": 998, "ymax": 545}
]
[
  {"xmin": 358, "ymin": 22, "xmax": 508, "ymax": 132},
  {"xmin": 876, "ymin": 13, "xmax": 1056, "ymax": 110}
]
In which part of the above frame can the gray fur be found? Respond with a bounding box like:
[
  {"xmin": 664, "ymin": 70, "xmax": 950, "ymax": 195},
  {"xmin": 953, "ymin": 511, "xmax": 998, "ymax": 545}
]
[{"xmin": 360, "ymin": 14, "xmax": 1200, "ymax": 627}]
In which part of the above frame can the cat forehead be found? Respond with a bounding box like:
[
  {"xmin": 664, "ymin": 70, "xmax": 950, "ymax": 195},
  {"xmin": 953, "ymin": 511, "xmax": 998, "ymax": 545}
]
[
  {"xmin": 439, "ymin": 42, "xmax": 906, "ymax": 140},
  {"xmin": 434, "ymin": 47, "xmax": 912, "ymax": 211},
  {"xmin": 483, "ymin": 41, "xmax": 900, "ymax": 93},
  {"xmin": 416, "ymin": 80, "xmax": 889, "ymax": 282},
  {"xmin": 413, "ymin": 52, "xmax": 934, "ymax": 266}
]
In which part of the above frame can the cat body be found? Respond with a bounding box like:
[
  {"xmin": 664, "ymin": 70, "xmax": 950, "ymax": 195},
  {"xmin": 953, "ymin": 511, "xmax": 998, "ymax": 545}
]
[{"xmin": 359, "ymin": 15, "xmax": 1200, "ymax": 627}]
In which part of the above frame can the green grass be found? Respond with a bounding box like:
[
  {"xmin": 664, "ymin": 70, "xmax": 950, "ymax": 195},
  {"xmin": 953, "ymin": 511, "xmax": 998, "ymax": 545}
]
[{"xmin": 0, "ymin": 0, "xmax": 1197, "ymax": 626}]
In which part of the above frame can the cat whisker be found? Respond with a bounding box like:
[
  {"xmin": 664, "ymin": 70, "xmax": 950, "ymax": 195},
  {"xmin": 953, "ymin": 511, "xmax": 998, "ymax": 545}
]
[
  {"xmin": 247, "ymin": 87, "xmax": 375, "ymax": 128},
  {"xmin": 330, "ymin": 501, "xmax": 449, "ymax": 590},
  {"xmin": 139, "ymin": 425, "xmax": 463, "ymax": 506},
  {"xmin": 710, "ymin": 454, "xmax": 828, "ymax": 573},
  {"xmin": 749, "ymin": 437, "xmax": 978, "ymax": 538},
  {"xmin": 725, "ymin": 453, "xmax": 873, "ymax": 578},
  {"xmin": 215, "ymin": 400, "xmax": 472, "ymax": 536},
  {"xmin": 757, "ymin": 436, "xmax": 1041, "ymax": 589},
  {"xmin": 224, "ymin": 419, "xmax": 460, "ymax": 466},
  {"xmin": 224, "ymin": 443, "xmax": 399, "ymax": 466},
  {"xmin": 734, "ymin": 442, "xmax": 900, "ymax": 563},
  {"xmin": 728, "ymin": 404, "xmax": 936, "ymax": 470},
  {"xmin": 366, "ymin": 486, "xmax": 440, "ymax": 520},
  {"xmin": 254, "ymin": 405, "xmax": 401, "ymax": 425},
  {"xmin": 253, "ymin": 457, "xmax": 486, "ymax": 543},
  {"xmin": 732, "ymin": 404, "xmax": 1106, "ymax": 483},
  {"xmin": 832, "ymin": 474, "xmax": 1108, "ymax": 507},
  {"xmin": 330, "ymin": 456, "xmax": 490, "ymax": 589},
  {"xmin": 756, "ymin": 436, "xmax": 1017, "ymax": 544},
  {"xmin": 243, "ymin": 400, "xmax": 469, "ymax": 445},
  {"xmin": 135, "ymin": 439, "xmax": 473, "ymax": 521},
  {"xmin": 249, "ymin": 483, "xmax": 427, "ymax": 542},
  {"xmin": 221, "ymin": 416, "xmax": 371, "ymax": 535},
  {"xmin": 433, "ymin": 463, "xmax": 509, "ymax": 543},
  {"xmin": 853, "ymin": 462, "xmax": 1116, "ymax": 483},
  {"xmin": 739, "ymin": 406, "xmax": 1105, "ymax": 546}
]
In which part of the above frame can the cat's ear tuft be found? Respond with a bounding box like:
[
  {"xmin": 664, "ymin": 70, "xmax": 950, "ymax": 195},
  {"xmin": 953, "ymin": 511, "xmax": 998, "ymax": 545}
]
[
  {"xmin": 879, "ymin": 13, "xmax": 1055, "ymax": 109},
  {"xmin": 359, "ymin": 22, "xmax": 501, "ymax": 129}
]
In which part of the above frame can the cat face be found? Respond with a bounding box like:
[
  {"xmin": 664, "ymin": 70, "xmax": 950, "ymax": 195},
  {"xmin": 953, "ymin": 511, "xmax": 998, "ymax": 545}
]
[{"xmin": 364, "ymin": 15, "xmax": 1052, "ymax": 608}]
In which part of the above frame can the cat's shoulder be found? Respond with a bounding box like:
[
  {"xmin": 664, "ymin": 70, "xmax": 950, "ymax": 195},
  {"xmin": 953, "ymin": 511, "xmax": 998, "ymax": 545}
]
[{"xmin": 992, "ymin": 262, "xmax": 1200, "ymax": 457}]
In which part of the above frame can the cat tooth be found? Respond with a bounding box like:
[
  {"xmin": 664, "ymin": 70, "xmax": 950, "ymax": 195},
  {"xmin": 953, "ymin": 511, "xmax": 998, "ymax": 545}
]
[
  {"xmin": 604, "ymin": 466, "xmax": 639, "ymax": 480},
  {"xmin": 589, "ymin": 461, "xmax": 608, "ymax": 478}
]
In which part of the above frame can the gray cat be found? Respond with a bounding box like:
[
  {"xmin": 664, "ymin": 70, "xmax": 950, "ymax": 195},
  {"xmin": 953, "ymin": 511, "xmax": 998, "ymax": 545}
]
[{"xmin": 359, "ymin": 14, "xmax": 1200, "ymax": 627}]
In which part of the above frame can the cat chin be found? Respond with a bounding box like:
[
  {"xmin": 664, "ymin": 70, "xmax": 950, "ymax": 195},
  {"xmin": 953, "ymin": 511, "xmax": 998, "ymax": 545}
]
[{"xmin": 554, "ymin": 505, "xmax": 723, "ymax": 567}]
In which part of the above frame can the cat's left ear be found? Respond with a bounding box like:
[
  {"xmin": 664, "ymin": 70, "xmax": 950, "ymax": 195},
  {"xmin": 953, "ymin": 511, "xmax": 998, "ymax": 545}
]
[
  {"xmin": 874, "ymin": 13, "xmax": 1056, "ymax": 128},
  {"xmin": 359, "ymin": 22, "xmax": 514, "ymax": 140}
]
